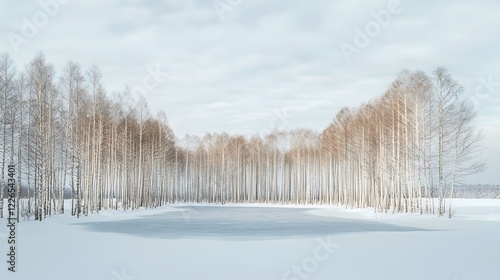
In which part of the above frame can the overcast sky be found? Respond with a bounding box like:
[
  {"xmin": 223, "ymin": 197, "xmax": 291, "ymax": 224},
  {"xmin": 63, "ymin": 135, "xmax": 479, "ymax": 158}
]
[{"xmin": 1, "ymin": 0, "xmax": 499, "ymax": 184}]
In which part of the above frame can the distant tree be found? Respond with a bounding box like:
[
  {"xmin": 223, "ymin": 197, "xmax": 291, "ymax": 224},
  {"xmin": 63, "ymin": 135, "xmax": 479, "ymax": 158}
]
[{"xmin": 0, "ymin": 53, "xmax": 17, "ymax": 218}]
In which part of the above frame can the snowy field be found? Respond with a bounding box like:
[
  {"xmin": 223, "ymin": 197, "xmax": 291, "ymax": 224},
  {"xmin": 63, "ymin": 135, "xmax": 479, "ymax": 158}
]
[{"xmin": 1, "ymin": 199, "xmax": 500, "ymax": 280}]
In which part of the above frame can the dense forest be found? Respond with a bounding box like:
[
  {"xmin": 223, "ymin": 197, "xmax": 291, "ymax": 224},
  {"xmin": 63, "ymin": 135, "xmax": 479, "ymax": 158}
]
[{"xmin": 0, "ymin": 52, "xmax": 484, "ymax": 221}]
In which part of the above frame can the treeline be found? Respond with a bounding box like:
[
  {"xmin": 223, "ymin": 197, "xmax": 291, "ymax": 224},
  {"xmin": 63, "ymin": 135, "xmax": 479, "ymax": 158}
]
[
  {"xmin": 177, "ymin": 69, "xmax": 484, "ymax": 217},
  {"xmin": 451, "ymin": 184, "xmax": 500, "ymax": 199},
  {"xmin": 0, "ymin": 53, "xmax": 176, "ymax": 220},
  {"xmin": 0, "ymin": 52, "xmax": 484, "ymax": 220}
]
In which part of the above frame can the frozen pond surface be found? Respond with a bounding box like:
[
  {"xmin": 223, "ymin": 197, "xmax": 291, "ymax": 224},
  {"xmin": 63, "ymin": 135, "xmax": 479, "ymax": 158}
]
[
  {"xmin": 3, "ymin": 200, "xmax": 500, "ymax": 280},
  {"xmin": 80, "ymin": 205, "xmax": 429, "ymax": 240}
]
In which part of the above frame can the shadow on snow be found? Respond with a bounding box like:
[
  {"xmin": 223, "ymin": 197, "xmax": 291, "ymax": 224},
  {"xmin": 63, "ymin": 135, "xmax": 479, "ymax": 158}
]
[{"xmin": 78, "ymin": 206, "xmax": 432, "ymax": 240}]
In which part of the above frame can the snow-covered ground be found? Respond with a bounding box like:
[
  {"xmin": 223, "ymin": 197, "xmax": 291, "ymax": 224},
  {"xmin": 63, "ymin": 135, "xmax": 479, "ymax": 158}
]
[{"xmin": 1, "ymin": 199, "xmax": 499, "ymax": 280}]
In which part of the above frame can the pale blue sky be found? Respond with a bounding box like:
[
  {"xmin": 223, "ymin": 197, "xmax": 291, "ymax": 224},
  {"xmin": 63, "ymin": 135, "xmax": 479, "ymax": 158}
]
[{"xmin": 1, "ymin": 0, "xmax": 499, "ymax": 184}]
